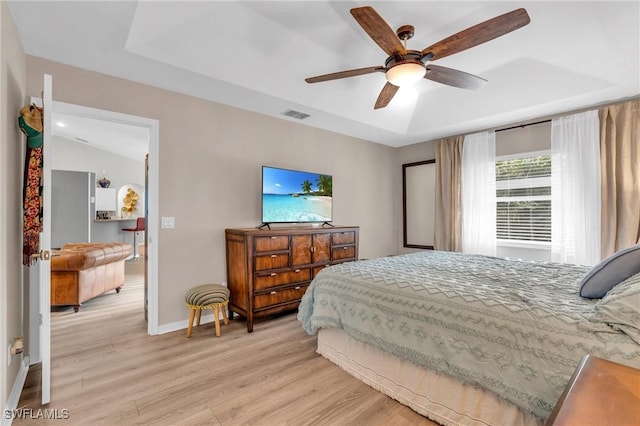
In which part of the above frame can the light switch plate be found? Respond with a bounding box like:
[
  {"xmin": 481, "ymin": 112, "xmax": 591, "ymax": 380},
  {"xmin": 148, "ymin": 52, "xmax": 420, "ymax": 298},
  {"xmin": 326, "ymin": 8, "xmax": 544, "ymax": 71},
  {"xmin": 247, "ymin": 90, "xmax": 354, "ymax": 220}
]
[{"xmin": 161, "ymin": 217, "xmax": 175, "ymax": 228}]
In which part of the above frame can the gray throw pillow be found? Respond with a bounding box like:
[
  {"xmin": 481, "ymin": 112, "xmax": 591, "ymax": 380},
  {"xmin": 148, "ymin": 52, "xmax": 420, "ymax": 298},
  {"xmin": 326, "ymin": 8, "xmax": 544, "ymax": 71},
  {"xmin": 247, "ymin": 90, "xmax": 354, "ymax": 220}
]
[{"xmin": 579, "ymin": 243, "xmax": 640, "ymax": 298}]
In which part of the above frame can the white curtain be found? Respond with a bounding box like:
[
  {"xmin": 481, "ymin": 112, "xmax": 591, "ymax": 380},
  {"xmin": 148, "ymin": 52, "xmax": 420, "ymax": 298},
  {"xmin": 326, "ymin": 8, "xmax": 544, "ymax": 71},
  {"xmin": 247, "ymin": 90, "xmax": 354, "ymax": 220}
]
[
  {"xmin": 551, "ymin": 110, "xmax": 601, "ymax": 266},
  {"xmin": 461, "ymin": 131, "xmax": 496, "ymax": 256}
]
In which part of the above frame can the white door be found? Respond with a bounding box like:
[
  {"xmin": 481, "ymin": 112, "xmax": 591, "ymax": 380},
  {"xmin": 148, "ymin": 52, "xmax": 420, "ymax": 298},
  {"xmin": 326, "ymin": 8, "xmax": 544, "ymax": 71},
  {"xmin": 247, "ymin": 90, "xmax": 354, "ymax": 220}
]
[
  {"xmin": 38, "ymin": 74, "xmax": 53, "ymax": 404},
  {"xmin": 27, "ymin": 75, "xmax": 52, "ymax": 405}
]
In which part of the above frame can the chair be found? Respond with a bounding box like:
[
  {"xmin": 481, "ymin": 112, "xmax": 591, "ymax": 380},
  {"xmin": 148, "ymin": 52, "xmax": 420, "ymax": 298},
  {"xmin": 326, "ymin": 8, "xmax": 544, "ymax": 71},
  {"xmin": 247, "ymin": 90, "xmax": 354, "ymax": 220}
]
[{"xmin": 122, "ymin": 217, "xmax": 145, "ymax": 259}]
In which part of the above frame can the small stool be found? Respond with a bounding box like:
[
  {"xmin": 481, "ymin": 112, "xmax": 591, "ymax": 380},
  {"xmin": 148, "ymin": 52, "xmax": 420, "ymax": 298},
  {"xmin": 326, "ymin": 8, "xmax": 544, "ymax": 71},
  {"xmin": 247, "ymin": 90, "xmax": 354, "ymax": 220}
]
[{"xmin": 185, "ymin": 284, "xmax": 230, "ymax": 337}]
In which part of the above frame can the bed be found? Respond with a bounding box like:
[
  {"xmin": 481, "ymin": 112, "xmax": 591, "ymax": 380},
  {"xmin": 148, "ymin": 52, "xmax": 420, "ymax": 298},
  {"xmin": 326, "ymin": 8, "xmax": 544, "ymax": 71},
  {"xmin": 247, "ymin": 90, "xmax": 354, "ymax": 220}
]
[{"xmin": 297, "ymin": 250, "xmax": 640, "ymax": 426}]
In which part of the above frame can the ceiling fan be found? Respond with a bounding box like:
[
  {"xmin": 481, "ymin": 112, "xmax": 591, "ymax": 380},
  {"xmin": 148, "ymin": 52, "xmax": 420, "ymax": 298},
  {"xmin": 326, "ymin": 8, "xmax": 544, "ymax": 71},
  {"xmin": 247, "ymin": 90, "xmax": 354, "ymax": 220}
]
[{"xmin": 305, "ymin": 6, "xmax": 530, "ymax": 109}]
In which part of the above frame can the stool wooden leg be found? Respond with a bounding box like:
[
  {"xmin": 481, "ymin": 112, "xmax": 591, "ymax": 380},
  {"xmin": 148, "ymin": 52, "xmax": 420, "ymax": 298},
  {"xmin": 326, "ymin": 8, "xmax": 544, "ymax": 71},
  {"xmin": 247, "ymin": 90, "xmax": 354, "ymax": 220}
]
[
  {"xmin": 222, "ymin": 304, "xmax": 229, "ymax": 325},
  {"xmin": 196, "ymin": 309, "xmax": 202, "ymax": 326},
  {"xmin": 187, "ymin": 308, "xmax": 196, "ymax": 338},
  {"xmin": 213, "ymin": 305, "xmax": 221, "ymax": 337}
]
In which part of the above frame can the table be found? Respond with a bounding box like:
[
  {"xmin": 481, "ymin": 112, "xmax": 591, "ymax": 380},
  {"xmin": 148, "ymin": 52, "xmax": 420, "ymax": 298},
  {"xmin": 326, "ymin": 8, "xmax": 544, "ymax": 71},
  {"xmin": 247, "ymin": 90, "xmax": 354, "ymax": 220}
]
[{"xmin": 545, "ymin": 354, "xmax": 640, "ymax": 426}]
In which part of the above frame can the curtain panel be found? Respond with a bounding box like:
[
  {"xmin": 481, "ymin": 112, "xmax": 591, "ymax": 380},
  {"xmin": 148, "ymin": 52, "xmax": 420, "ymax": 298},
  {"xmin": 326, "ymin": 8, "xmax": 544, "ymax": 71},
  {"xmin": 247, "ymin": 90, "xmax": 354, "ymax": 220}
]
[
  {"xmin": 461, "ymin": 131, "xmax": 497, "ymax": 256},
  {"xmin": 599, "ymin": 100, "xmax": 640, "ymax": 257},
  {"xmin": 551, "ymin": 110, "xmax": 601, "ymax": 266},
  {"xmin": 434, "ymin": 136, "xmax": 464, "ymax": 252}
]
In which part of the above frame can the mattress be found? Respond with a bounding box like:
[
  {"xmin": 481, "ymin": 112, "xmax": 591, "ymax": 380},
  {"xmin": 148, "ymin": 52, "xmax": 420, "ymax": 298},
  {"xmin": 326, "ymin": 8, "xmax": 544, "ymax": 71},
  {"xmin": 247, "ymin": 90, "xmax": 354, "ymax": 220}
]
[{"xmin": 298, "ymin": 251, "xmax": 640, "ymax": 421}]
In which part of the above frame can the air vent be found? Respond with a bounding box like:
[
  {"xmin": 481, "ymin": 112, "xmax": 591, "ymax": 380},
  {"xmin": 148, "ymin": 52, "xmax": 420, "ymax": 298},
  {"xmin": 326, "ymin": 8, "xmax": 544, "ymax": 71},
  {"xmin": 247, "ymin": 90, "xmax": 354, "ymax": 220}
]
[{"xmin": 282, "ymin": 109, "xmax": 310, "ymax": 120}]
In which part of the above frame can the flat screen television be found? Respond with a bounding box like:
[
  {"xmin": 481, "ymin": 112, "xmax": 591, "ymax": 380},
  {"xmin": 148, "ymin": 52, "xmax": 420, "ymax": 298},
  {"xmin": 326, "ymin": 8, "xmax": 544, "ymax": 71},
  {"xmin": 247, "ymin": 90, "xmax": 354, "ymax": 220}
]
[{"xmin": 261, "ymin": 166, "xmax": 332, "ymax": 224}]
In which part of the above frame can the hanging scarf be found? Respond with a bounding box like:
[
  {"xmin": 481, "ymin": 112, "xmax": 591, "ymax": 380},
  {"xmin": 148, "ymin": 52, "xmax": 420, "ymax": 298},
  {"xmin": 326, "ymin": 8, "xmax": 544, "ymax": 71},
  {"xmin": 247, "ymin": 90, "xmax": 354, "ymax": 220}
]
[{"xmin": 18, "ymin": 105, "xmax": 44, "ymax": 266}]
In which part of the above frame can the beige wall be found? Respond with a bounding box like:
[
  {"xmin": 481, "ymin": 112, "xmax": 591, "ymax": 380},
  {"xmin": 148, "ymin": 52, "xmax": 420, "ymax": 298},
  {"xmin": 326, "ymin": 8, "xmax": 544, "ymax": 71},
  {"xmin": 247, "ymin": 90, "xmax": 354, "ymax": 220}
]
[
  {"xmin": 1, "ymin": 0, "xmax": 27, "ymax": 410},
  {"xmin": 496, "ymin": 121, "xmax": 551, "ymax": 156},
  {"xmin": 26, "ymin": 57, "xmax": 398, "ymax": 326},
  {"xmin": 52, "ymin": 135, "xmax": 145, "ymax": 192}
]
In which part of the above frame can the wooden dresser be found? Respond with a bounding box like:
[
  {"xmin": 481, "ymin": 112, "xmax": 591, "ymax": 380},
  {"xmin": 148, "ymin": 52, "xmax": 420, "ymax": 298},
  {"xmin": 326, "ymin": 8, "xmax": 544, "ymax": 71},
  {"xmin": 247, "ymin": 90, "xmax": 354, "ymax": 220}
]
[
  {"xmin": 225, "ymin": 226, "xmax": 359, "ymax": 332},
  {"xmin": 545, "ymin": 354, "xmax": 640, "ymax": 426}
]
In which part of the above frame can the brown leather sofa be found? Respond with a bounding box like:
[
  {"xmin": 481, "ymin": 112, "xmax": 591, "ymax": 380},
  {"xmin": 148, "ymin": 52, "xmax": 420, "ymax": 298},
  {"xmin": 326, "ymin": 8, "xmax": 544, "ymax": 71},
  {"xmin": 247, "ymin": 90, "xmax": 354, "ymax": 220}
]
[{"xmin": 51, "ymin": 242, "xmax": 132, "ymax": 312}]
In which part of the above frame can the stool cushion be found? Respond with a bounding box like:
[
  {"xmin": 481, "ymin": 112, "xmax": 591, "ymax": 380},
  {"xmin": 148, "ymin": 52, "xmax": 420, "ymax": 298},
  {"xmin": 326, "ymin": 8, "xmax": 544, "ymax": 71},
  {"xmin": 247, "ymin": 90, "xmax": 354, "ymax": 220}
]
[{"xmin": 185, "ymin": 284, "xmax": 230, "ymax": 306}]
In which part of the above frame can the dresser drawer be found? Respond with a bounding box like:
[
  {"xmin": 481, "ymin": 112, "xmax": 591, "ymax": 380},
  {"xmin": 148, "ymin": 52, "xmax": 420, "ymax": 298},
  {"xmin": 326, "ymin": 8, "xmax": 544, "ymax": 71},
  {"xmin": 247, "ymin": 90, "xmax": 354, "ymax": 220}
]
[
  {"xmin": 254, "ymin": 268, "xmax": 311, "ymax": 291},
  {"xmin": 313, "ymin": 265, "xmax": 327, "ymax": 277},
  {"xmin": 332, "ymin": 231, "xmax": 355, "ymax": 245},
  {"xmin": 254, "ymin": 235, "xmax": 289, "ymax": 252},
  {"xmin": 254, "ymin": 284, "xmax": 309, "ymax": 309},
  {"xmin": 332, "ymin": 246, "xmax": 355, "ymax": 261},
  {"xmin": 254, "ymin": 253, "xmax": 289, "ymax": 271}
]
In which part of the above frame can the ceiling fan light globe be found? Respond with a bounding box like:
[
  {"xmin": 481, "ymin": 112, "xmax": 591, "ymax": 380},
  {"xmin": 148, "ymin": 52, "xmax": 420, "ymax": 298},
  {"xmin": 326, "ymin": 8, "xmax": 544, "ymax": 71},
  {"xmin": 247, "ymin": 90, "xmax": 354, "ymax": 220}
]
[{"xmin": 385, "ymin": 63, "xmax": 426, "ymax": 86}]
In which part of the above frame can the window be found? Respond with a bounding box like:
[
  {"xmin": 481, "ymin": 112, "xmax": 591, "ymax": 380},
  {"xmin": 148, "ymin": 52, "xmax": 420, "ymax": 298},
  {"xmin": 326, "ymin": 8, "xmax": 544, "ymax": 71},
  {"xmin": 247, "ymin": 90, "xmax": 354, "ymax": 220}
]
[{"xmin": 496, "ymin": 151, "xmax": 551, "ymax": 243}]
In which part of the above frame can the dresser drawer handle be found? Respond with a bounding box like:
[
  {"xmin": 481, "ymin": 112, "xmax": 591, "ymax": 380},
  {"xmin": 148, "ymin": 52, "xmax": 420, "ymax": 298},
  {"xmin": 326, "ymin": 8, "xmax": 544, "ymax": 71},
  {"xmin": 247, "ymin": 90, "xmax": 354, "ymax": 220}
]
[
  {"xmin": 270, "ymin": 291, "xmax": 277, "ymax": 295},
  {"xmin": 270, "ymin": 273, "xmax": 277, "ymax": 277},
  {"xmin": 294, "ymin": 269, "xmax": 300, "ymax": 273},
  {"xmin": 270, "ymin": 254, "xmax": 277, "ymax": 258},
  {"xmin": 295, "ymin": 286, "xmax": 301, "ymax": 290},
  {"xmin": 344, "ymin": 246, "xmax": 349, "ymax": 250},
  {"xmin": 270, "ymin": 236, "xmax": 278, "ymax": 239}
]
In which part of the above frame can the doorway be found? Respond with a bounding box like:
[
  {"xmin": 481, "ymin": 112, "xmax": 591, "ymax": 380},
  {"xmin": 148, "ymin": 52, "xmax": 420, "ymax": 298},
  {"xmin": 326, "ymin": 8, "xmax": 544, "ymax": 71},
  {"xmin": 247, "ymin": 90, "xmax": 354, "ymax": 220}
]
[{"xmin": 31, "ymin": 99, "xmax": 160, "ymax": 336}]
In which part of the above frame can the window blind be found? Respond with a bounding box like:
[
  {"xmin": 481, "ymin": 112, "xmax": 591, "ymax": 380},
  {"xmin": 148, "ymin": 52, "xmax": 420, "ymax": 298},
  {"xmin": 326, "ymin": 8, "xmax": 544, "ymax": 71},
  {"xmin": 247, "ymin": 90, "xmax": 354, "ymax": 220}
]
[{"xmin": 496, "ymin": 154, "xmax": 551, "ymax": 242}]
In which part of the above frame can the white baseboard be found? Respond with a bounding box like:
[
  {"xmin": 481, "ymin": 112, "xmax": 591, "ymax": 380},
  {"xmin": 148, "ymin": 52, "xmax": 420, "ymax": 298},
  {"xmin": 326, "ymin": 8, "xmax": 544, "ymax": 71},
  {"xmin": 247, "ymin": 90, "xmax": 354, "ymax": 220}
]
[
  {"xmin": 1, "ymin": 357, "xmax": 30, "ymax": 426},
  {"xmin": 157, "ymin": 312, "xmax": 221, "ymax": 335}
]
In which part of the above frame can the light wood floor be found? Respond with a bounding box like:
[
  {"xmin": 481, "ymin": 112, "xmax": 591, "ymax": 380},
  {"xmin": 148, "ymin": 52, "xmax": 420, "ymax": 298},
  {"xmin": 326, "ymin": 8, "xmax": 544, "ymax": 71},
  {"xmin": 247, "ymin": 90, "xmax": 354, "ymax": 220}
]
[{"xmin": 16, "ymin": 261, "xmax": 438, "ymax": 425}]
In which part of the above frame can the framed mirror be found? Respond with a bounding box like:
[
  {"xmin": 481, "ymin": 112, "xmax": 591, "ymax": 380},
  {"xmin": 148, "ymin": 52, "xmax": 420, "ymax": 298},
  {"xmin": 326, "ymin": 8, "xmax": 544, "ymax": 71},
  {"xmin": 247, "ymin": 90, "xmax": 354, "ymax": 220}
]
[{"xmin": 403, "ymin": 160, "xmax": 436, "ymax": 249}]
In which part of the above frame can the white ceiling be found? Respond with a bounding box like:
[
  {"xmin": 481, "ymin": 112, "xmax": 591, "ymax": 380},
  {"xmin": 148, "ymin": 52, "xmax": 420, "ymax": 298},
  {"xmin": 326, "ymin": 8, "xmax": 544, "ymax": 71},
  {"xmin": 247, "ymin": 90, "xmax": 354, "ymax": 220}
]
[
  {"xmin": 8, "ymin": 1, "xmax": 640, "ymax": 148},
  {"xmin": 52, "ymin": 113, "xmax": 149, "ymax": 161}
]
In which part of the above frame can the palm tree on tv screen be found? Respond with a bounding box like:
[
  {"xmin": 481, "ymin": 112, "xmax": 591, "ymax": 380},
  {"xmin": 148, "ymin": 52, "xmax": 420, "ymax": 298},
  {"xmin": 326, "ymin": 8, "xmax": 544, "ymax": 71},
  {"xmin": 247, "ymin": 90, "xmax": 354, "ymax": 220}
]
[
  {"xmin": 316, "ymin": 175, "xmax": 332, "ymax": 196},
  {"xmin": 301, "ymin": 180, "xmax": 312, "ymax": 194}
]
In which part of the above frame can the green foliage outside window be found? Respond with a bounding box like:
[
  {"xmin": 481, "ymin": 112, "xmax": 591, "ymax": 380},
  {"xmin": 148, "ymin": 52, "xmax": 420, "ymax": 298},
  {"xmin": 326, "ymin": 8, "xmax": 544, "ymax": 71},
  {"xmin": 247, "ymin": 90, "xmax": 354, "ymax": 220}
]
[
  {"xmin": 496, "ymin": 155, "xmax": 551, "ymax": 181},
  {"xmin": 496, "ymin": 154, "xmax": 551, "ymax": 242}
]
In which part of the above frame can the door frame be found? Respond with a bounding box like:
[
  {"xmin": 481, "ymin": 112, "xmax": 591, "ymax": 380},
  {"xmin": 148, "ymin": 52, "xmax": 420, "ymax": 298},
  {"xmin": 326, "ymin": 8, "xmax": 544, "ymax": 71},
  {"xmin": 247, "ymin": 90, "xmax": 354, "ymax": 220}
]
[{"xmin": 30, "ymin": 98, "xmax": 160, "ymax": 337}]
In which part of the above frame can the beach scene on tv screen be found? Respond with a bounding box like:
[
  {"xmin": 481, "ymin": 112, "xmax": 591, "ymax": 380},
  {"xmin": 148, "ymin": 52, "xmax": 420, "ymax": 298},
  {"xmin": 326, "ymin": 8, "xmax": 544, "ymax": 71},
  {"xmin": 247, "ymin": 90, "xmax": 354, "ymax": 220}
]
[{"xmin": 262, "ymin": 167, "xmax": 332, "ymax": 223}]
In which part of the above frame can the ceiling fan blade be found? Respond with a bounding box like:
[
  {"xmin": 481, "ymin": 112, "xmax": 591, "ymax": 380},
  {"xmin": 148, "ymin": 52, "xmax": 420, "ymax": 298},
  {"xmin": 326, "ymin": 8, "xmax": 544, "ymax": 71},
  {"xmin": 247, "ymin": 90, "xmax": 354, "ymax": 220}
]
[
  {"xmin": 305, "ymin": 66, "xmax": 385, "ymax": 83},
  {"xmin": 421, "ymin": 8, "xmax": 530, "ymax": 60},
  {"xmin": 374, "ymin": 82, "xmax": 399, "ymax": 109},
  {"xmin": 351, "ymin": 6, "xmax": 407, "ymax": 56},
  {"xmin": 425, "ymin": 65, "xmax": 487, "ymax": 90}
]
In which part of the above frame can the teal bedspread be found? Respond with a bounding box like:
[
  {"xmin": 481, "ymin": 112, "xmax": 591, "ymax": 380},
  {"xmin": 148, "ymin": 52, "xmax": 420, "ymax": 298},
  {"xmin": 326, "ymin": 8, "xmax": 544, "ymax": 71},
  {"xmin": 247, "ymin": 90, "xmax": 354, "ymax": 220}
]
[{"xmin": 297, "ymin": 251, "xmax": 640, "ymax": 420}]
